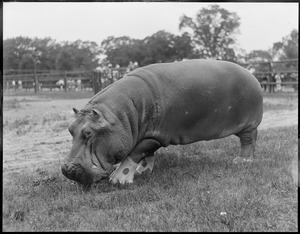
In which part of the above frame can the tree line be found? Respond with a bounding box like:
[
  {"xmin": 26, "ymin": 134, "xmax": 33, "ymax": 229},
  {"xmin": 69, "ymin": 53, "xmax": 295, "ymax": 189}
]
[
  {"xmin": 3, "ymin": 37, "xmax": 100, "ymax": 72},
  {"xmin": 3, "ymin": 4, "xmax": 298, "ymax": 73}
]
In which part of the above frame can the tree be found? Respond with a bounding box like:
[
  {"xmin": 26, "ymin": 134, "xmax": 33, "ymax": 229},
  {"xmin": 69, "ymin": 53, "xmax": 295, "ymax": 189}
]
[
  {"xmin": 270, "ymin": 30, "xmax": 298, "ymax": 79},
  {"xmin": 4, "ymin": 36, "xmax": 101, "ymax": 71},
  {"xmin": 18, "ymin": 54, "xmax": 36, "ymax": 71},
  {"xmin": 143, "ymin": 30, "xmax": 196, "ymax": 64},
  {"xmin": 272, "ymin": 29, "xmax": 298, "ymax": 61},
  {"xmin": 30, "ymin": 37, "xmax": 61, "ymax": 70},
  {"xmin": 179, "ymin": 4, "xmax": 240, "ymax": 61},
  {"xmin": 246, "ymin": 50, "xmax": 272, "ymax": 63},
  {"xmin": 3, "ymin": 36, "xmax": 62, "ymax": 71},
  {"xmin": 101, "ymin": 36, "xmax": 135, "ymax": 55},
  {"xmin": 173, "ymin": 32, "xmax": 196, "ymax": 60},
  {"xmin": 100, "ymin": 36, "xmax": 142, "ymax": 67},
  {"xmin": 100, "ymin": 31, "xmax": 196, "ymax": 67},
  {"xmin": 69, "ymin": 40, "xmax": 101, "ymax": 70},
  {"xmin": 142, "ymin": 30, "xmax": 178, "ymax": 64},
  {"xmin": 244, "ymin": 50, "xmax": 273, "ymax": 73},
  {"xmin": 55, "ymin": 49, "xmax": 74, "ymax": 71},
  {"xmin": 3, "ymin": 36, "xmax": 33, "ymax": 70}
]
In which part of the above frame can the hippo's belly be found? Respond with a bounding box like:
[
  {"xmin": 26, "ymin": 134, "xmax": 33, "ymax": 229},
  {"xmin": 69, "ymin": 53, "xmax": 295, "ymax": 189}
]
[{"xmin": 138, "ymin": 60, "xmax": 263, "ymax": 146}]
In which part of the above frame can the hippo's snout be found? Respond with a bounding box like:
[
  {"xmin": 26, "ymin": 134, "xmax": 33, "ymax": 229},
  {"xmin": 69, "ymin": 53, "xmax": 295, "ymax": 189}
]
[{"xmin": 61, "ymin": 162, "xmax": 93, "ymax": 185}]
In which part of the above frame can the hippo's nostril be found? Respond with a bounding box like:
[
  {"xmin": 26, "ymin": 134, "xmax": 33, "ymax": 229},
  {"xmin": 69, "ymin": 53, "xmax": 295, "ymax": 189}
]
[
  {"xmin": 61, "ymin": 163, "xmax": 72, "ymax": 179},
  {"xmin": 61, "ymin": 162, "xmax": 93, "ymax": 185},
  {"xmin": 61, "ymin": 163, "xmax": 67, "ymax": 172}
]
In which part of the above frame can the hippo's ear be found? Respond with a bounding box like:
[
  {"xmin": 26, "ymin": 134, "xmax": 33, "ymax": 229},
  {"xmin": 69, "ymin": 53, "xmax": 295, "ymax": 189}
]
[
  {"xmin": 92, "ymin": 109, "xmax": 103, "ymax": 120},
  {"xmin": 92, "ymin": 109, "xmax": 110, "ymax": 128},
  {"xmin": 73, "ymin": 108, "xmax": 79, "ymax": 115},
  {"xmin": 92, "ymin": 109, "xmax": 116, "ymax": 127}
]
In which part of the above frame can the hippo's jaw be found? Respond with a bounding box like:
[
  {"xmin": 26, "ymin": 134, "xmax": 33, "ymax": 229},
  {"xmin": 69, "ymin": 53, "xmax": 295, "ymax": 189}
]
[
  {"xmin": 61, "ymin": 144, "xmax": 114, "ymax": 185},
  {"xmin": 61, "ymin": 161, "xmax": 112, "ymax": 185},
  {"xmin": 61, "ymin": 162, "xmax": 94, "ymax": 185}
]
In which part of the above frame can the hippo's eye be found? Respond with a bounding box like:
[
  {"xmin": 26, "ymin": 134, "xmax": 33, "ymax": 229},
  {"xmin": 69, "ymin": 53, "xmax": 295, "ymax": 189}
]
[{"xmin": 83, "ymin": 128, "xmax": 93, "ymax": 138}]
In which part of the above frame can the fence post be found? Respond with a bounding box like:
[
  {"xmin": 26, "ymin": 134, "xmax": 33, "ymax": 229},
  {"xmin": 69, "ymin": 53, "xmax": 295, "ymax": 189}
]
[
  {"xmin": 64, "ymin": 71, "xmax": 67, "ymax": 92},
  {"xmin": 92, "ymin": 71, "xmax": 101, "ymax": 95},
  {"xmin": 92, "ymin": 72, "xmax": 96, "ymax": 95},
  {"xmin": 34, "ymin": 70, "xmax": 38, "ymax": 93},
  {"xmin": 98, "ymin": 71, "xmax": 102, "ymax": 93},
  {"xmin": 267, "ymin": 62, "xmax": 275, "ymax": 93}
]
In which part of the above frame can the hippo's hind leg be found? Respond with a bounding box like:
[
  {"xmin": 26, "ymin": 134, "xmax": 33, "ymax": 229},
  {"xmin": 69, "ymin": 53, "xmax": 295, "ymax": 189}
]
[
  {"xmin": 109, "ymin": 139, "xmax": 160, "ymax": 184},
  {"xmin": 135, "ymin": 155, "xmax": 155, "ymax": 175},
  {"xmin": 233, "ymin": 128, "xmax": 258, "ymax": 163}
]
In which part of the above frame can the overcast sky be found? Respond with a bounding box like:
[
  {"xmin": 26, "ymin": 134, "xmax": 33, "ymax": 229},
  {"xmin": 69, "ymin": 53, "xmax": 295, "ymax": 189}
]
[{"xmin": 3, "ymin": 2, "xmax": 298, "ymax": 53}]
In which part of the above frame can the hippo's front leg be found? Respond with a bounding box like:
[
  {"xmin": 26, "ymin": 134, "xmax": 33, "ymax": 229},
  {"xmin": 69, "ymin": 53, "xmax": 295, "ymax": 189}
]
[
  {"xmin": 109, "ymin": 157, "xmax": 138, "ymax": 184},
  {"xmin": 109, "ymin": 139, "xmax": 160, "ymax": 184}
]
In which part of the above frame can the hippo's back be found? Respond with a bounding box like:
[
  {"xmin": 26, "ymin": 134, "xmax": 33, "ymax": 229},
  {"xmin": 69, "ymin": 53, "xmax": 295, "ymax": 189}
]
[{"xmin": 128, "ymin": 59, "xmax": 263, "ymax": 146}]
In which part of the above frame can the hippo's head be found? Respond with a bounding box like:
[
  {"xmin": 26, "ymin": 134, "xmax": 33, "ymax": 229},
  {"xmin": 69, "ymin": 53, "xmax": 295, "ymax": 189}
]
[{"xmin": 61, "ymin": 107, "xmax": 125, "ymax": 186}]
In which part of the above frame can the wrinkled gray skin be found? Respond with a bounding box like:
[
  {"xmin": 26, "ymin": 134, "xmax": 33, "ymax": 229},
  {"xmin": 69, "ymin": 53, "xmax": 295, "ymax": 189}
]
[{"xmin": 61, "ymin": 59, "xmax": 263, "ymax": 186}]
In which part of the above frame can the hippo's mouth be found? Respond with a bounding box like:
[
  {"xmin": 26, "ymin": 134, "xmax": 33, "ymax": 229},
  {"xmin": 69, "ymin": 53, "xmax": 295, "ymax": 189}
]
[
  {"xmin": 61, "ymin": 162, "xmax": 94, "ymax": 185},
  {"xmin": 90, "ymin": 147, "xmax": 101, "ymax": 169},
  {"xmin": 61, "ymin": 142, "xmax": 112, "ymax": 185},
  {"xmin": 85, "ymin": 140, "xmax": 102, "ymax": 170},
  {"xmin": 88, "ymin": 145, "xmax": 112, "ymax": 182}
]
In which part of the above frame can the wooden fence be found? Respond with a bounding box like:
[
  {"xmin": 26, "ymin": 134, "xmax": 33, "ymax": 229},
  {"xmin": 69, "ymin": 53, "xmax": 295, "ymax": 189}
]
[
  {"xmin": 3, "ymin": 68, "xmax": 128, "ymax": 94},
  {"xmin": 240, "ymin": 59, "xmax": 298, "ymax": 93},
  {"xmin": 3, "ymin": 59, "xmax": 298, "ymax": 94}
]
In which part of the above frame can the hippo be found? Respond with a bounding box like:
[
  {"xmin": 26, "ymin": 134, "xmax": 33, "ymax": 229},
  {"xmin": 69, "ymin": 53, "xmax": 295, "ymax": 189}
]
[{"xmin": 61, "ymin": 59, "xmax": 263, "ymax": 186}]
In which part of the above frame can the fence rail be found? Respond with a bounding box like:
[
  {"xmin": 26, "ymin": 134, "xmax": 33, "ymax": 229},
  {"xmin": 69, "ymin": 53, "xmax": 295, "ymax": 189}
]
[
  {"xmin": 240, "ymin": 58, "xmax": 298, "ymax": 66},
  {"xmin": 3, "ymin": 60, "xmax": 298, "ymax": 94}
]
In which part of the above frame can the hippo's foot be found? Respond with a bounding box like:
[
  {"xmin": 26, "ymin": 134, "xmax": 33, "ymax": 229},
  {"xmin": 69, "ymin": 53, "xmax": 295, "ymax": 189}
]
[
  {"xmin": 135, "ymin": 156, "xmax": 154, "ymax": 175},
  {"xmin": 234, "ymin": 129, "xmax": 257, "ymax": 164},
  {"xmin": 109, "ymin": 157, "xmax": 138, "ymax": 184},
  {"xmin": 233, "ymin": 156, "xmax": 254, "ymax": 164}
]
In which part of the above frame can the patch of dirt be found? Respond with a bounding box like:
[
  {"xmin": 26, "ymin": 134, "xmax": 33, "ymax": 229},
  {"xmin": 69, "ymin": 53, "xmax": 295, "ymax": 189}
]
[
  {"xmin": 3, "ymin": 95, "xmax": 90, "ymax": 184},
  {"xmin": 3, "ymin": 94, "xmax": 298, "ymax": 185}
]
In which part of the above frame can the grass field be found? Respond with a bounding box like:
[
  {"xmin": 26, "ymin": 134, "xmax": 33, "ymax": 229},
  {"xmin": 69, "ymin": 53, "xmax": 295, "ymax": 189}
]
[{"xmin": 2, "ymin": 91, "xmax": 298, "ymax": 231}]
